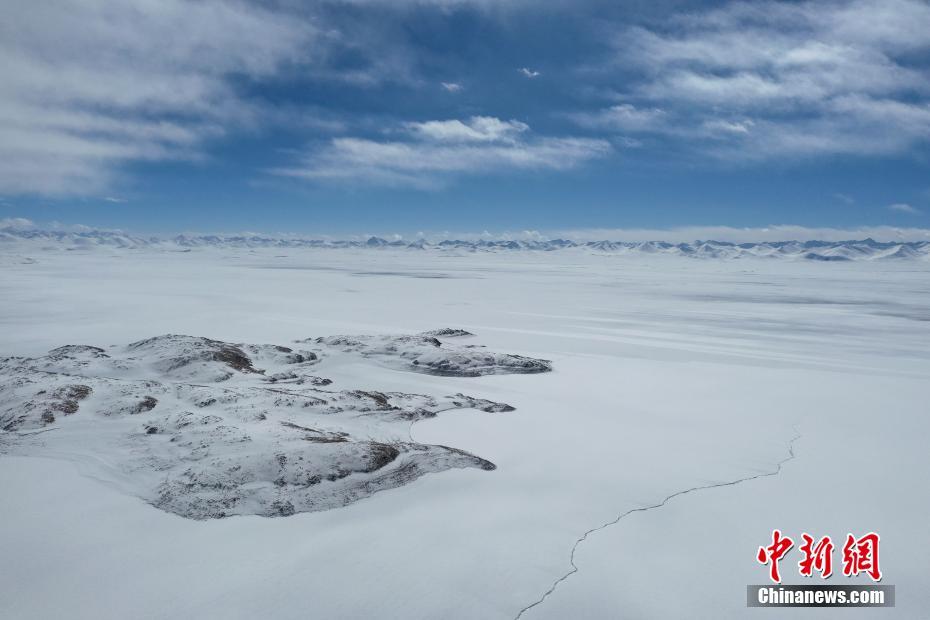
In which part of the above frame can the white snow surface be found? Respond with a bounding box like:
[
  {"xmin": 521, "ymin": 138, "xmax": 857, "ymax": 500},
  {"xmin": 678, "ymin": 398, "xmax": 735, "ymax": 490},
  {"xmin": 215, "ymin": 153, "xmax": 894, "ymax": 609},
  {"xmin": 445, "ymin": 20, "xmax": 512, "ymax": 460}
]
[{"xmin": 1, "ymin": 246, "xmax": 928, "ymax": 619}]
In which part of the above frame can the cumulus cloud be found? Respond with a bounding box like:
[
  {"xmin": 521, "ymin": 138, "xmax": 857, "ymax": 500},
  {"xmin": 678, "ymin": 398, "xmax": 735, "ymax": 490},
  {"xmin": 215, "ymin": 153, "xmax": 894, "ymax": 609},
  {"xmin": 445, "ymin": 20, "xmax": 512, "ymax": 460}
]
[
  {"xmin": 519, "ymin": 67, "xmax": 541, "ymax": 78},
  {"xmin": 274, "ymin": 116, "xmax": 610, "ymax": 187},
  {"xmin": 888, "ymin": 203, "xmax": 922, "ymax": 215},
  {"xmin": 0, "ymin": 0, "xmax": 316, "ymax": 196},
  {"xmin": 441, "ymin": 82, "xmax": 464, "ymax": 92},
  {"xmin": 580, "ymin": 0, "xmax": 930, "ymax": 160}
]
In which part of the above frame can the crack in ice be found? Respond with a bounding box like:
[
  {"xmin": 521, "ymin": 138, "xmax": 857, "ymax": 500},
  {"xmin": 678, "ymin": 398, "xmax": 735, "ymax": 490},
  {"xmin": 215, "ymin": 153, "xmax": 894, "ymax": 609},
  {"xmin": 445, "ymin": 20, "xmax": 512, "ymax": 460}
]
[{"xmin": 513, "ymin": 430, "xmax": 801, "ymax": 619}]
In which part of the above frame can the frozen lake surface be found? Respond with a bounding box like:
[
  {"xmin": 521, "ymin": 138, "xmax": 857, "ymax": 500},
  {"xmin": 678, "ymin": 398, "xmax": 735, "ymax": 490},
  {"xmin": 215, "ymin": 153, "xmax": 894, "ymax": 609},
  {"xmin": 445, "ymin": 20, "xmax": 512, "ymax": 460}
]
[{"xmin": 1, "ymin": 246, "xmax": 928, "ymax": 619}]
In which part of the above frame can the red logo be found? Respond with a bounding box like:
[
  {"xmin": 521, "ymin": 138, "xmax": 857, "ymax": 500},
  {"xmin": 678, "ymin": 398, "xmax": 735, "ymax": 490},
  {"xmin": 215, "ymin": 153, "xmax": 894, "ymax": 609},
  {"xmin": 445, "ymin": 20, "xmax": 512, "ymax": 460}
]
[
  {"xmin": 842, "ymin": 532, "xmax": 882, "ymax": 581},
  {"xmin": 798, "ymin": 534, "xmax": 834, "ymax": 579},
  {"xmin": 756, "ymin": 529, "xmax": 794, "ymax": 583},
  {"xmin": 757, "ymin": 530, "xmax": 882, "ymax": 583}
]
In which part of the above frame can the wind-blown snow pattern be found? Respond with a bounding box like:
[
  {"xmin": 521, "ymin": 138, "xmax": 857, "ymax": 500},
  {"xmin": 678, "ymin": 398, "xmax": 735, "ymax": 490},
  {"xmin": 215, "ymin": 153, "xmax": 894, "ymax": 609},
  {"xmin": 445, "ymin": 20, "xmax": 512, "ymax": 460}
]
[
  {"xmin": 0, "ymin": 331, "xmax": 547, "ymax": 519},
  {"xmin": 2, "ymin": 226, "xmax": 929, "ymax": 260}
]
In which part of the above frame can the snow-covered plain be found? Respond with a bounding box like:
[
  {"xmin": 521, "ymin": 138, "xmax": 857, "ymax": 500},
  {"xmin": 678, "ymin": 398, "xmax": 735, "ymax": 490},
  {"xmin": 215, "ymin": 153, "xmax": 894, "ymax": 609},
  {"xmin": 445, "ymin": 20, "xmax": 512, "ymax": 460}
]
[{"xmin": 1, "ymin": 245, "xmax": 928, "ymax": 619}]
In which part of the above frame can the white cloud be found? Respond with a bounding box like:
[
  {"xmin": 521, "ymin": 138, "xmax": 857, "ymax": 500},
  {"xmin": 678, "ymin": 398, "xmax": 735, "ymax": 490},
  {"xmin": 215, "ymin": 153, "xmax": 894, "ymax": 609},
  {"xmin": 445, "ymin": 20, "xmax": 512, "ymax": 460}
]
[
  {"xmin": 0, "ymin": 0, "xmax": 316, "ymax": 196},
  {"xmin": 405, "ymin": 117, "xmax": 529, "ymax": 143},
  {"xmin": 590, "ymin": 0, "xmax": 930, "ymax": 160},
  {"xmin": 441, "ymin": 82, "xmax": 464, "ymax": 93},
  {"xmin": 701, "ymin": 119, "xmax": 755, "ymax": 135},
  {"xmin": 571, "ymin": 104, "xmax": 666, "ymax": 131},
  {"xmin": 274, "ymin": 117, "xmax": 610, "ymax": 187},
  {"xmin": 614, "ymin": 137, "xmax": 644, "ymax": 148},
  {"xmin": 702, "ymin": 100, "xmax": 930, "ymax": 160},
  {"xmin": 519, "ymin": 67, "xmax": 541, "ymax": 78},
  {"xmin": 888, "ymin": 203, "xmax": 922, "ymax": 215}
]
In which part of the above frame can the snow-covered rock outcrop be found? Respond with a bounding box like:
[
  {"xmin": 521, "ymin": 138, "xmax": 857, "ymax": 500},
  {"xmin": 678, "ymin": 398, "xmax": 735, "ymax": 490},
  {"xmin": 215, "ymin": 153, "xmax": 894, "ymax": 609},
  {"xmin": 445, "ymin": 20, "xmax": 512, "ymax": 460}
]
[
  {"xmin": 313, "ymin": 331, "xmax": 551, "ymax": 377},
  {"xmin": 0, "ymin": 331, "xmax": 549, "ymax": 519}
]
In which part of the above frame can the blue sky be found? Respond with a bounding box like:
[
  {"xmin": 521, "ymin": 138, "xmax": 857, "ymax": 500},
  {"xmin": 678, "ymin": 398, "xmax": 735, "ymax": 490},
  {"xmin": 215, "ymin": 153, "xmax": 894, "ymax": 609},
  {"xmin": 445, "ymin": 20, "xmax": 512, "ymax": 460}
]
[{"xmin": 2, "ymin": 0, "xmax": 930, "ymax": 236}]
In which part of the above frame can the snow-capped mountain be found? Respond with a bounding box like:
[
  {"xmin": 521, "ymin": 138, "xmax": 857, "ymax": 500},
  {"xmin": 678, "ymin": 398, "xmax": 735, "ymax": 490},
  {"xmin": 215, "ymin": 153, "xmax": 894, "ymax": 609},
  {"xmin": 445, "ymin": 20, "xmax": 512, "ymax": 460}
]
[{"xmin": 1, "ymin": 225, "xmax": 929, "ymax": 260}]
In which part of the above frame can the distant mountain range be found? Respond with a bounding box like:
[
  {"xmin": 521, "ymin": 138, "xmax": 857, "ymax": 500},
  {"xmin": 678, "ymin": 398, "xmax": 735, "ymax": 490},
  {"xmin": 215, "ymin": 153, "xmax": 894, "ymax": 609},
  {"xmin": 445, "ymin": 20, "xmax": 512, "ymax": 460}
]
[{"xmin": 2, "ymin": 227, "xmax": 929, "ymax": 261}]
